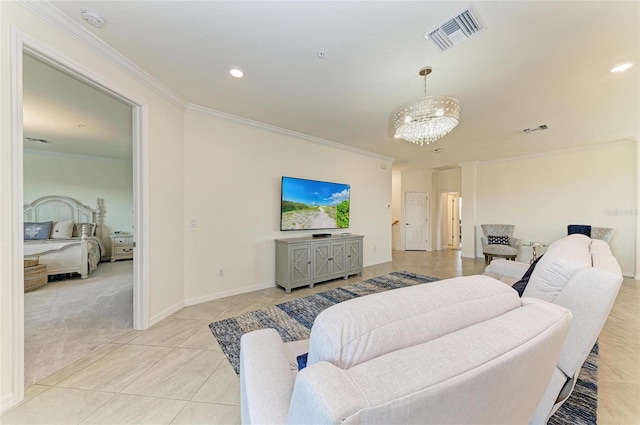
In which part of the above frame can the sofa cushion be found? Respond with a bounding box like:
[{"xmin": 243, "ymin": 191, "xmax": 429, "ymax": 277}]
[
  {"xmin": 288, "ymin": 299, "xmax": 572, "ymax": 425},
  {"xmin": 307, "ymin": 275, "xmax": 521, "ymax": 369},
  {"xmin": 523, "ymin": 235, "xmax": 592, "ymax": 302},
  {"xmin": 547, "ymin": 233, "xmax": 591, "ymax": 251},
  {"xmin": 590, "ymin": 239, "xmax": 612, "ymax": 255}
]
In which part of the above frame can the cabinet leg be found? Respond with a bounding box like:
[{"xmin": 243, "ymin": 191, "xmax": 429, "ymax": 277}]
[
  {"xmin": 309, "ymin": 283, "xmax": 315, "ymax": 289},
  {"xmin": 285, "ymin": 288, "xmax": 291, "ymax": 294},
  {"xmin": 343, "ymin": 276, "xmax": 348, "ymax": 280}
]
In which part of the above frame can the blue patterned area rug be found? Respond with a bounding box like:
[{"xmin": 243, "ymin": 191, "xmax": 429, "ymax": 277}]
[
  {"xmin": 549, "ymin": 342, "xmax": 598, "ymax": 425},
  {"xmin": 209, "ymin": 270, "xmax": 597, "ymax": 425}
]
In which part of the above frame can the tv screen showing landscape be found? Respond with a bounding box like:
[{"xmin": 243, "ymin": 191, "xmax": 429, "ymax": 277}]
[{"xmin": 280, "ymin": 176, "xmax": 350, "ymax": 231}]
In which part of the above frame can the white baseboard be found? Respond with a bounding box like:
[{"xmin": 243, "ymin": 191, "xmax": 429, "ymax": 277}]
[
  {"xmin": 1, "ymin": 393, "xmax": 14, "ymax": 414},
  {"xmin": 184, "ymin": 281, "xmax": 276, "ymax": 307},
  {"xmin": 364, "ymin": 257, "xmax": 393, "ymax": 267},
  {"xmin": 148, "ymin": 300, "xmax": 185, "ymax": 327}
]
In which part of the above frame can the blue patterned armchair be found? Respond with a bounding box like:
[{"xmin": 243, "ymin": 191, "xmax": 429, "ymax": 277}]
[{"xmin": 481, "ymin": 224, "xmax": 518, "ymax": 262}]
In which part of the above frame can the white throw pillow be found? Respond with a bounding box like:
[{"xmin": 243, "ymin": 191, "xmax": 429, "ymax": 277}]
[{"xmin": 51, "ymin": 220, "xmax": 74, "ymax": 239}]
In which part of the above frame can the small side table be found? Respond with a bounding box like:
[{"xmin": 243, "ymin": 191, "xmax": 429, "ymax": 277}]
[
  {"xmin": 523, "ymin": 242, "xmax": 546, "ymax": 264},
  {"xmin": 110, "ymin": 233, "xmax": 134, "ymax": 262}
]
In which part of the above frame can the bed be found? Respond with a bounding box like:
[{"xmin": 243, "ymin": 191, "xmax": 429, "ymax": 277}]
[{"xmin": 24, "ymin": 196, "xmax": 105, "ymax": 279}]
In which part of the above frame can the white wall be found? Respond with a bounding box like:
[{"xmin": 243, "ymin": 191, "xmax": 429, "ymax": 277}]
[
  {"xmin": 23, "ymin": 152, "xmax": 133, "ymax": 256},
  {"xmin": 182, "ymin": 112, "xmax": 393, "ymax": 303},
  {"xmin": 475, "ymin": 141, "xmax": 636, "ymax": 275},
  {"xmin": 435, "ymin": 168, "xmax": 461, "ymax": 192},
  {"xmin": 1, "ymin": 1, "xmax": 185, "ymax": 407}
]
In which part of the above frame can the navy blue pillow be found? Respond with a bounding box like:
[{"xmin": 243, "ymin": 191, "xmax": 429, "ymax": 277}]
[
  {"xmin": 512, "ymin": 255, "xmax": 544, "ymax": 297},
  {"xmin": 24, "ymin": 221, "xmax": 53, "ymax": 240},
  {"xmin": 568, "ymin": 225, "xmax": 591, "ymax": 237},
  {"xmin": 297, "ymin": 353, "xmax": 308, "ymax": 371}
]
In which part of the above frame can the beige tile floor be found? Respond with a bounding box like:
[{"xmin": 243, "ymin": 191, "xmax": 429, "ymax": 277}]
[{"xmin": 2, "ymin": 249, "xmax": 638, "ymax": 424}]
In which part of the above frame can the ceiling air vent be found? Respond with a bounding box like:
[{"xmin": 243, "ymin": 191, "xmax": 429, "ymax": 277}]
[
  {"xmin": 425, "ymin": 7, "xmax": 486, "ymax": 52},
  {"xmin": 25, "ymin": 137, "xmax": 52, "ymax": 144},
  {"xmin": 522, "ymin": 124, "xmax": 549, "ymax": 134}
]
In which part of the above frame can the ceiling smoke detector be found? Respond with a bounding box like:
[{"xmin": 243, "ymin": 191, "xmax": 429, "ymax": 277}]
[
  {"xmin": 522, "ymin": 124, "xmax": 549, "ymax": 134},
  {"xmin": 81, "ymin": 8, "xmax": 107, "ymax": 29},
  {"xmin": 425, "ymin": 7, "xmax": 486, "ymax": 52}
]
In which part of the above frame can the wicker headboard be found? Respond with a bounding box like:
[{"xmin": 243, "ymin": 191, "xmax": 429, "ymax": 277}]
[{"xmin": 24, "ymin": 196, "xmax": 104, "ymax": 237}]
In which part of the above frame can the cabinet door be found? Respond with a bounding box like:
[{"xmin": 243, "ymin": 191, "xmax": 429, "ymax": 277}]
[
  {"xmin": 346, "ymin": 239, "xmax": 363, "ymax": 273},
  {"xmin": 290, "ymin": 244, "xmax": 311, "ymax": 285},
  {"xmin": 330, "ymin": 241, "xmax": 346, "ymax": 276},
  {"xmin": 313, "ymin": 242, "xmax": 331, "ymax": 280}
]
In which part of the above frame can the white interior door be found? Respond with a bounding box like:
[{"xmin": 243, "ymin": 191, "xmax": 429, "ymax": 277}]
[
  {"xmin": 405, "ymin": 192, "xmax": 429, "ymax": 251},
  {"xmin": 447, "ymin": 193, "xmax": 460, "ymax": 248}
]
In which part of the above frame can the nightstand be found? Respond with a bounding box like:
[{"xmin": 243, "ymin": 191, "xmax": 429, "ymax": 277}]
[{"xmin": 110, "ymin": 233, "xmax": 134, "ymax": 262}]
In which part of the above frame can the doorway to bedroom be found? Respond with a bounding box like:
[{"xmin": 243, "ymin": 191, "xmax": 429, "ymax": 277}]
[{"xmin": 21, "ymin": 52, "xmax": 137, "ymax": 387}]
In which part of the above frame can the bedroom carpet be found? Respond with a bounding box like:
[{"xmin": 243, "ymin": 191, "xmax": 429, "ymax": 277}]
[
  {"xmin": 25, "ymin": 261, "xmax": 133, "ymax": 386},
  {"xmin": 210, "ymin": 270, "xmax": 599, "ymax": 425}
]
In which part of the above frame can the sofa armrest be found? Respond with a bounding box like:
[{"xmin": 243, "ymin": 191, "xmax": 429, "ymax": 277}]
[
  {"xmin": 508, "ymin": 237, "xmax": 519, "ymax": 248},
  {"xmin": 485, "ymin": 259, "xmax": 530, "ymax": 279},
  {"xmin": 551, "ymin": 268, "xmax": 622, "ymax": 378},
  {"xmin": 240, "ymin": 329, "xmax": 296, "ymax": 425}
]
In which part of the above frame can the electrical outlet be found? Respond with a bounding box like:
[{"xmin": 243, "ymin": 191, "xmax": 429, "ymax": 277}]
[
  {"xmin": 190, "ymin": 218, "xmax": 197, "ymax": 228},
  {"xmin": 218, "ymin": 268, "xmax": 224, "ymax": 277}
]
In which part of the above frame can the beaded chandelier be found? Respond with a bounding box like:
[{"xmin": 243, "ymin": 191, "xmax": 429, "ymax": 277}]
[{"xmin": 394, "ymin": 66, "xmax": 460, "ymax": 146}]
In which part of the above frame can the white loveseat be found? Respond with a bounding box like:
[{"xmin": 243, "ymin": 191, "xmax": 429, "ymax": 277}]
[
  {"xmin": 240, "ymin": 276, "xmax": 572, "ymax": 424},
  {"xmin": 485, "ymin": 233, "xmax": 623, "ymax": 423}
]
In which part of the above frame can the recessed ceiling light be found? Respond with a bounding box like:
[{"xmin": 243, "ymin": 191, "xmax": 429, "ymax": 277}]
[
  {"xmin": 229, "ymin": 68, "xmax": 244, "ymax": 78},
  {"xmin": 610, "ymin": 62, "xmax": 635, "ymax": 73},
  {"xmin": 81, "ymin": 8, "xmax": 106, "ymax": 29}
]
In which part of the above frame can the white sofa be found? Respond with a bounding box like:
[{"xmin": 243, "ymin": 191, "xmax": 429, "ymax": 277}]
[
  {"xmin": 484, "ymin": 233, "xmax": 623, "ymax": 423},
  {"xmin": 240, "ymin": 276, "xmax": 573, "ymax": 424}
]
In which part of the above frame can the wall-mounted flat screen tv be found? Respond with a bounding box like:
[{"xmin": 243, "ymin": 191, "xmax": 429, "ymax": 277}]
[{"xmin": 280, "ymin": 176, "xmax": 350, "ymax": 231}]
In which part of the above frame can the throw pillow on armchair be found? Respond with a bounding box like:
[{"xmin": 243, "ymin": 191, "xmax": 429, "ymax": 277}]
[{"xmin": 488, "ymin": 235, "xmax": 510, "ymax": 245}]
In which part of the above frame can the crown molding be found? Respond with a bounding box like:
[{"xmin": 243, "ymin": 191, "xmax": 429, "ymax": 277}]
[
  {"xmin": 24, "ymin": 148, "xmax": 132, "ymax": 164},
  {"xmin": 479, "ymin": 138, "xmax": 635, "ymax": 166},
  {"xmin": 185, "ymin": 103, "xmax": 396, "ymax": 162},
  {"xmin": 18, "ymin": 0, "xmax": 189, "ymax": 110}
]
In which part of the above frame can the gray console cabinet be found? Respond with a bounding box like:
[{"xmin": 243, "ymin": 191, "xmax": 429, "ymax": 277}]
[{"xmin": 275, "ymin": 234, "xmax": 364, "ymax": 293}]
